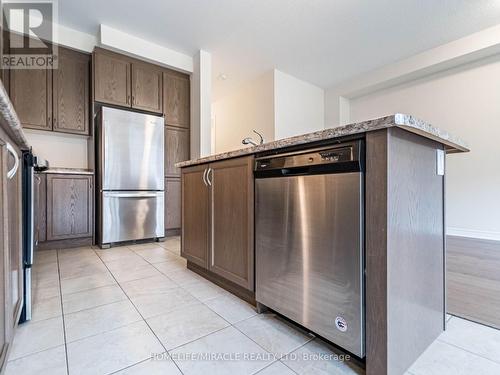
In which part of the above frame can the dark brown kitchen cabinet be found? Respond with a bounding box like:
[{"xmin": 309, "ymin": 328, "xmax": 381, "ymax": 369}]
[
  {"xmin": 181, "ymin": 156, "xmax": 254, "ymax": 291},
  {"xmin": 9, "ymin": 68, "xmax": 52, "ymax": 131},
  {"xmin": 210, "ymin": 157, "xmax": 254, "ymax": 290},
  {"xmin": 53, "ymin": 48, "xmax": 90, "ymax": 135},
  {"xmin": 163, "ymin": 72, "xmax": 190, "ymax": 128},
  {"xmin": 165, "ymin": 178, "xmax": 181, "ymax": 232},
  {"xmin": 93, "ymin": 48, "xmax": 163, "ymax": 114},
  {"xmin": 0, "ymin": 126, "xmax": 24, "ymax": 372},
  {"xmin": 9, "ymin": 45, "xmax": 90, "ymax": 135},
  {"xmin": 181, "ymin": 165, "xmax": 209, "ymax": 268},
  {"xmin": 7, "ymin": 146, "xmax": 23, "ymax": 328},
  {"xmin": 165, "ymin": 126, "xmax": 189, "ymax": 177},
  {"xmin": 46, "ymin": 174, "xmax": 93, "ymax": 241},
  {"xmin": 131, "ymin": 62, "xmax": 162, "ymax": 113},
  {"xmin": 93, "ymin": 48, "xmax": 130, "ymax": 107},
  {"xmin": 0, "ymin": 138, "xmax": 7, "ymax": 371}
]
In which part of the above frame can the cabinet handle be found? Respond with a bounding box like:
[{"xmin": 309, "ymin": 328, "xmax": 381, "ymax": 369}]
[
  {"xmin": 202, "ymin": 168, "xmax": 208, "ymax": 186},
  {"xmin": 6, "ymin": 143, "xmax": 19, "ymax": 180},
  {"xmin": 207, "ymin": 168, "xmax": 213, "ymax": 187},
  {"xmin": 127, "ymin": 95, "xmax": 131, "ymax": 104},
  {"xmin": 132, "ymin": 96, "xmax": 135, "ymax": 105}
]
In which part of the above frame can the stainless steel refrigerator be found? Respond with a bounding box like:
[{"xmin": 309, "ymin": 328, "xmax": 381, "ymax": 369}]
[{"xmin": 97, "ymin": 107, "xmax": 164, "ymax": 247}]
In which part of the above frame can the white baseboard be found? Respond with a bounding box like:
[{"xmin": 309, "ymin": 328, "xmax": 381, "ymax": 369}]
[{"xmin": 446, "ymin": 227, "xmax": 500, "ymax": 242}]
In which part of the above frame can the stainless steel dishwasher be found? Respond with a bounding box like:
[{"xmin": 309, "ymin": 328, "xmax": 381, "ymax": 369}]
[{"xmin": 255, "ymin": 140, "xmax": 365, "ymax": 357}]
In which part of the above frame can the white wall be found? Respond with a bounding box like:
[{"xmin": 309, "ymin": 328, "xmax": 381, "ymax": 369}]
[
  {"xmin": 274, "ymin": 70, "xmax": 324, "ymax": 139},
  {"xmin": 212, "ymin": 71, "xmax": 275, "ymax": 153},
  {"xmin": 346, "ymin": 55, "xmax": 500, "ymax": 240},
  {"xmin": 25, "ymin": 130, "xmax": 88, "ymax": 169}
]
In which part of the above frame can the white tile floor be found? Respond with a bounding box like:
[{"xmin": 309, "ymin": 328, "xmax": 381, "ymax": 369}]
[{"xmin": 7, "ymin": 237, "xmax": 500, "ymax": 375}]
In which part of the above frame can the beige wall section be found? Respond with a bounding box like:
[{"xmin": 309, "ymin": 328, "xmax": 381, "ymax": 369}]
[
  {"xmin": 212, "ymin": 69, "xmax": 325, "ymax": 153},
  {"xmin": 212, "ymin": 71, "xmax": 275, "ymax": 153},
  {"xmin": 274, "ymin": 70, "xmax": 324, "ymax": 139},
  {"xmin": 348, "ymin": 55, "xmax": 500, "ymax": 240},
  {"xmin": 25, "ymin": 130, "xmax": 89, "ymax": 169}
]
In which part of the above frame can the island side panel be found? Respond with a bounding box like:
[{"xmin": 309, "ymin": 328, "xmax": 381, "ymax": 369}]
[
  {"xmin": 366, "ymin": 128, "xmax": 445, "ymax": 375},
  {"xmin": 365, "ymin": 129, "xmax": 389, "ymax": 375}
]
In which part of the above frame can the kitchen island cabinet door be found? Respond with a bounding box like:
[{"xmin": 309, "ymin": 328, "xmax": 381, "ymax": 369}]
[
  {"xmin": 93, "ymin": 49, "xmax": 131, "ymax": 107},
  {"xmin": 0, "ymin": 129, "xmax": 24, "ymax": 371},
  {"xmin": 0, "ymin": 137, "xmax": 9, "ymax": 371},
  {"xmin": 131, "ymin": 62, "xmax": 162, "ymax": 113},
  {"xmin": 163, "ymin": 72, "xmax": 189, "ymax": 128},
  {"xmin": 9, "ymin": 68, "xmax": 52, "ymax": 131},
  {"xmin": 181, "ymin": 165, "xmax": 209, "ymax": 268},
  {"xmin": 165, "ymin": 126, "xmax": 189, "ymax": 177},
  {"xmin": 46, "ymin": 174, "xmax": 93, "ymax": 241},
  {"xmin": 53, "ymin": 48, "xmax": 90, "ymax": 135},
  {"xmin": 209, "ymin": 156, "xmax": 254, "ymax": 291}
]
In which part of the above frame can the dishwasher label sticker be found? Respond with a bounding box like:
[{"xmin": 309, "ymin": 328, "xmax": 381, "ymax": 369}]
[{"xmin": 335, "ymin": 316, "xmax": 348, "ymax": 332}]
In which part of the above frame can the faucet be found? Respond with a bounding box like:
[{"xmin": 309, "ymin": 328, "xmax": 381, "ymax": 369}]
[{"xmin": 242, "ymin": 130, "xmax": 264, "ymax": 147}]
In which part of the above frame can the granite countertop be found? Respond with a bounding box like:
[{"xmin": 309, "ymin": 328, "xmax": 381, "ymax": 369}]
[
  {"xmin": 40, "ymin": 168, "xmax": 94, "ymax": 175},
  {"xmin": 0, "ymin": 81, "xmax": 29, "ymax": 149},
  {"xmin": 176, "ymin": 114, "xmax": 469, "ymax": 168}
]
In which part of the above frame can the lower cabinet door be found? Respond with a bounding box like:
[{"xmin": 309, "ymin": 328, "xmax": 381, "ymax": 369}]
[
  {"xmin": 46, "ymin": 174, "xmax": 93, "ymax": 241},
  {"xmin": 165, "ymin": 178, "xmax": 181, "ymax": 231},
  {"xmin": 181, "ymin": 165, "xmax": 209, "ymax": 268},
  {"xmin": 209, "ymin": 157, "xmax": 254, "ymax": 291}
]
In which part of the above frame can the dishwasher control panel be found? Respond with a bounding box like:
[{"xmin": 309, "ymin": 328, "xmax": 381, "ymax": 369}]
[{"xmin": 255, "ymin": 141, "xmax": 362, "ymax": 174}]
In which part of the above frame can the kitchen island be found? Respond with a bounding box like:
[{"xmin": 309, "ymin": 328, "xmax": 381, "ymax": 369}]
[{"xmin": 176, "ymin": 114, "xmax": 468, "ymax": 375}]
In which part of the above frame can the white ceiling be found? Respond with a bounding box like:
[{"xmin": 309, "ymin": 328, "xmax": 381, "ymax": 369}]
[{"xmin": 58, "ymin": 0, "xmax": 500, "ymax": 100}]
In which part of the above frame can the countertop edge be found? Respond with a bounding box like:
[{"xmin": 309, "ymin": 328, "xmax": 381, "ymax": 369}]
[
  {"xmin": 0, "ymin": 81, "xmax": 29, "ymax": 149},
  {"xmin": 176, "ymin": 114, "xmax": 469, "ymax": 168}
]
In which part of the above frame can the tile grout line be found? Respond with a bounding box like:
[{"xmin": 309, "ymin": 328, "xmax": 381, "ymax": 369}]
[
  {"xmin": 435, "ymin": 338, "xmax": 500, "ymax": 366},
  {"xmin": 55, "ymin": 249, "xmax": 71, "ymax": 375},
  {"xmin": 252, "ymin": 359, "xmax": 299, "ymax": 375},
  {"xmin": 232, "ymin": 319, "xmax": 315, "ymax": 361},
  {"xmin": 91, "ymin": 246, "xmax": 187, "ymax": 375},
  {"xmin": 279, "ymin": 360, "xmax": 300, "ymax": 374}
]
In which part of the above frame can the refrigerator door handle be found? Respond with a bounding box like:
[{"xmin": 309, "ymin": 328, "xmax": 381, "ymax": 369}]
[{"xmin": 103, "ymin": 192, "xmax": 163, "ymax": 198}]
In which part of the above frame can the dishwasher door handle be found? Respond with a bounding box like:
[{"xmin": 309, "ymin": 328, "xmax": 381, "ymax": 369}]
[{"xmin": 280, "ymin": 167, "xmax": 310, "ymax": 176}]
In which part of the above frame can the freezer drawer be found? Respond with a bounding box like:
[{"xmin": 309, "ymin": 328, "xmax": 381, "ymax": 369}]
[
  {"xmin": 101, "ymin": 107, "xmax": 164, "ymax": 191},
  {"xmin": 255, "ymin": 172, "xmax": 364, "ymax": 357},
  {"xmin": 102, "ymin": 191, "xmax": 164, "ymax": 244}
]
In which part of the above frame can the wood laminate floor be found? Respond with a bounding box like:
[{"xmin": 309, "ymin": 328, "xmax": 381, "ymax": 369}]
[{"xmin": 447, "ymin": 235, "xmax": 500, "ymax": 329}]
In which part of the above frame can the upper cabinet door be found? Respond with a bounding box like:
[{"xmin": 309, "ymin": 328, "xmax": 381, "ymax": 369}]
[
  {"xmin": 163, "ymin": 72, "xmax": 190, "ymax": 128},
  {"xmin": 94, "ymin": 49, "xmax": 131, "ymax": 107},
  {"xmin": 53, "ymin": 48, "xmax": 90, "ymax": 135},
  {"xmin": 131, "ymin": 62, "xmax": 162, "ymax": 113},
  {"xmin": 9, "ymin": 68, "xmax": 52, "ymax": 130}
]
